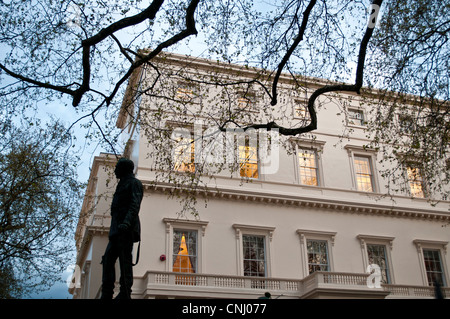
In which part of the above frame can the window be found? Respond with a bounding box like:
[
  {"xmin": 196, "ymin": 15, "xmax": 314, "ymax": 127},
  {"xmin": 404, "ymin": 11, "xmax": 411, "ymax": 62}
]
[
  {"xmin": 367, "ymin": 244, "xmax": 391, "ymax": 284},
  {"xmin": 293, "ymin": 99, "xmax": 311, "ymax": 124},
  {"xmin": 239, "ymin": 140, "xmax": 258, "ymax": 179},
  {"xmin": 345, "ymin": 145, "xmax": 379, "ymax": 192},
  {"xmin": 237, "ymin": 97, "xmax": 252, "ymax": 109},
  {"xmin": 236, "ymin": 91, "xmax": 256, "ymax": 110},
  {"xmin": 291, "ymin": 138, "xmax": 325, "ymax": 186},
  {"xmin": 406, "ymin": 166, "xmax": 425, "ymax": 198},
  {"xmin": 297, "ymin": 149, "xmax": 319, "ymax": 186},
  {"xmin": 423, "ymin": 249, "xmax": 446, "ymax": 286},
  {"xmin": 398, "ymin": 114, "xmax": 415, "ymax": 134},
  {"xmin": 307, "ymin": 240, "xmax": 329, "ymax": 273},
  {"xmin": 233, "ymin": 224, "xmax": 275, "ymax": 277},
  {"xmin": 348, "ymin": 109, "xmax": 365, "ymax": 126},
  {"xmin": 163, "ymin": 218, "xmax": 208, "ymax": 274},
  {"xmin": 172, "ymin": 229, "xmax": 197, "ymax": 273},
  {"xmin": 173, "ymin": 134, "xmax": 195, "ymax": 173},
  {"xmin": 358, "ymin": 235, "xmax": 395, "ymax": 284},
  {"xmin": 175, "ymin": 82, "xmax": 197, "ymax": 102},
  {"xmin": 243, "ymin": 235, "xmax": 266, "ymax": 277},
  {"xmin": 354, "ymin": 156, "xmax": 375, "ymax": 192},
  {"xmin": 297, "ymin": 229, "xmax": 336, "ymax": 277},
  {"xmin": 413, "ymin": 239, "xmax": 448, "ymax": 287}
]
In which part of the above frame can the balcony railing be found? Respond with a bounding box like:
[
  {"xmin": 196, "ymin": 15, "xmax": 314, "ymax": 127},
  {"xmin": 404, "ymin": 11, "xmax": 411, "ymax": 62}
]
[
  {"xmin": 133, "ymin": 271, "xmax": 388, "ymax": 299},
  {"xmin": 146, "ymin": 271, "xmax": 301, "ymax": 293},
  {"xmin": 94, "ymin": 271, "xmax": 449, "ymax": 299},
  {"xmin": 383, "ymin": 284, "xmax": 450, "ymax": 298}
]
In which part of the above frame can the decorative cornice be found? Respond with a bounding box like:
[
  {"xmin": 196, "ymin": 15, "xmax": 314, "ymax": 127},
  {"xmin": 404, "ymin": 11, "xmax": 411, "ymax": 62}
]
[
  {"xmin": 232, "ymin": 223, "xmax": 276, "ymax": 241},
  {"xmin": 344, "ymin": 144, "xmax": 377, "ymax": 154},
  {"xmin": 163, "ymin": 218, "xmax": 209, "ymax": 236},
  {"xmin": 143, "ymin": 182, "xmax": 450, "ymax": 222},
  {"xmin": 289, "ymin": 137, "xmax": 326, "ymax": 149},
  {"xmin": 357, "ymin": 234, "xmax": 395, "ymax": 250},
  {"xmin": 297, "ymin": 229, "xmax": 337, "ymax": 246},
  {"xmin": 413, "ymin": 239, "xmax": 448, "ymax": 254}
]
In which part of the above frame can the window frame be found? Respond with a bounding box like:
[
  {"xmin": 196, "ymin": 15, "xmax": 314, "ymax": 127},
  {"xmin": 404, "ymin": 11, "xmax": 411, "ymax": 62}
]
[
  {"xmin": 296, "ymin": 148, "xmax": 320, "ymax": 187},
  {"xmin": 242, "ymin": 234, "xmax": 267, "ymax": 277},
  {"xmin": 345, "ymin": 145, "xmax": 379, "ymax": 193},
  {"xmin": 169, "ymin": 125, "xmax": 199, "ymax": 173},
  {"xmin": 172, "ymin": 229, "xmax": 198, "ymax": 274},
  {"xmin": 175, "ymin": 81, "xmax": 200, "ymax": 103},
  {"xmin": 297, "ymin": 229, "xmax": 336, "ymax": 277},
  {"xmin": 293, "ymin": 98, "xmax": 312, "ymax": 124},
  {"xmin": 235, "ymin": 89, "xmax": 258, "ymax": 112},
  {"xmin": 173, "ymin": 134, "xmax": 196, "ymax": 173},
  {"xmin": 398, "ymin": 113, "xmax": 415, "ymax": 135},
  {"xmin": 414, "ymin": 239, "xmax": 449, "ymax": 286},
  {"xmin": 306, "ymin": 239, "xmax": 330, "ymax": 274},
  {"xmin": 291, "ymin": 138, "xmax": 325, "ymax": 187},
  {"xmin": 357, "ymin": 234, "xmax": 395, "ymax": 284},
  {"xmin": 347, "ymin": 108, "xmax": 366, "ymax": 127},
  {"xmin": 354, "ymin": 155, "xmax": 375, "ymax": 192},
  {"xmin": 163, "ymin": 218, "xmax": 208, "ymax": 273},
  {"xmin": 233, "ymin": 224, "xmax": 275, "ymax": 277},
  {"xmin": 237, "ymin": 134, "xmax": 260, "ymax": 180},
  {"xmin": 405, "ymin": 164, "xmax": 426, "ymax": 198}
]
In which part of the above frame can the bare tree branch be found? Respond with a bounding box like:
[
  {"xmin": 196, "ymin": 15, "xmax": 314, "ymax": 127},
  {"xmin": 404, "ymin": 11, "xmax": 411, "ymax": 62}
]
[
  {"xmin": 271, "ymin": 0, "xmax": 317, "ymax": 106},
  {"xmin": 73, "ymin": 0, "xmax": 166, "ymax": 106},
  {"xmin": 236, "ymin": 0, "xmax": 383, "ymax": 136}
]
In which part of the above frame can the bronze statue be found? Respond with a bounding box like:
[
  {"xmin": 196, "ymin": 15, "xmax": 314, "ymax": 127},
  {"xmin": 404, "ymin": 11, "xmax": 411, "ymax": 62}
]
[{"xmin": 101, "ymin": 158, "xmax": 143, "ymax": 299}]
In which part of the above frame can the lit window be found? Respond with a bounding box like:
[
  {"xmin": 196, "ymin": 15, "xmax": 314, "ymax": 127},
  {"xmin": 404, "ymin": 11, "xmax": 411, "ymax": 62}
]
[
  {"xmin": 237, "ymin": 97, "xmax": 250, "ymax": 108},
  {"xmin": 367, "ymin": 244, "xmax": 391, "ymax": 284},
  {"xmin": 173, "ymin": 136, "xmax": 195, "ymax": 173},
  {"xmin": 298, "ymin": 149, "xmax": 319, "ymax": 186},
  {"xmin": 354, "ymin": 156, "xmax": 374, "ymax": 192},
  {"xmin": 164, "ymin": 218, "xmax": 208, "ymax": 278},
  {"xmin": 243, "ymin": 235, "xmax": 266, "ymax": 277},
  {"xmin": 175, "ymin": 83, "xmax": 196, "ymax": 101},
  {"xmin": 237, "ymin": 95, "xmax": 255, "ymax": 109},
  {"xmin": 307, "ymin": 240, "xmax": 329, "ymax": 274},
  {"xmin": 236, "ymin": 90, "xmax": 255, "ymax": 110},
  {"xmin": 173, "ymin": 230, "xmax": 197, "ymax": 284},
  {"xmin": 173, "ymin": 230, "xmax": 197, "ymax": 273},
  {"xmin": 407, "ymin": 166, "xmax": 425, "ymax": 198},
  {"xmin": 348, "ymin": 109, "xmax": 365, "ymax": 126},
  {"xmin": 239, "ymin": 142, "xmax": 258, "ymax": 179},
  {"xmin": 423, "ymin": 249, "xmax": 446, "ymax": 286}
]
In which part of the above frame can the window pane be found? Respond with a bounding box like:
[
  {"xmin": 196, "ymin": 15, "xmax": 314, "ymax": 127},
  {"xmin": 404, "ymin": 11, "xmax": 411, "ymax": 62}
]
[
  {"xmin": 354, "ymin": 156, "xmax": 374, "ymax": 192},
  {"xmin": 176, "ymin": 82, "xmax": 197, "ymax": 101},
  {"xmin": 295, "ymin": 104, "xmax": 311, "ymax": 122},
  {"xmin": 173, "ymin": 230, "xmax": 197, "ymax": 273},
  {"xmin": 348, "ymin": 109, "xmax": 365, "ymax": 126},
  {"xmin": 307, "ymin": 240, "xmax": 329, "ymax": 274},
  {"xmin": 239, "ymin": 144, "xmax": 258, "ymax": 179},
  {"xmin": 367, "ymin": 244, "xmax": 390, "ymax": 284},
  {"xmin": 298, "ymin": 149, "xmax": 318, "ymax": 186},
  {"xmin": 423, "ymin": 249, "xmax": 445, "ymax": 286},
  {"xmin": 236, "ymin": 91, "xmax": 255, "ymax": 109},
  {"xmin": 243, "ymin": 235, "xmax": 266, "ymax": 277},
  {"xmin": 173, "ymin": 136, "xmax": 195, "ymax": 173},
  {"xmin": 407, "ymin": 167, "xmax": 425, "ymax": 198}
]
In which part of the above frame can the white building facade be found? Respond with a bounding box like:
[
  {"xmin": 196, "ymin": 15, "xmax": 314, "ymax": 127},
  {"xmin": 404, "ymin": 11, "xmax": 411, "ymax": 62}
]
[{"xmin": 70, "ymin": 53, "xmax": 450, "ymax": 299}]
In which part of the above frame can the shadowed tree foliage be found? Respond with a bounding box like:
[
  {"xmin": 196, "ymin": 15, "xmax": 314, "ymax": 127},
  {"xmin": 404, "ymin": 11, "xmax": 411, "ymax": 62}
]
[{"xmin": 0, "ymin": 121, "xmax": 83, "ymax": 298}]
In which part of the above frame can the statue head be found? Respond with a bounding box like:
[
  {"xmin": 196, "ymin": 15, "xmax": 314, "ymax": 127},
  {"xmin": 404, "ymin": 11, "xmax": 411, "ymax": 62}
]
[{"xmin": 114, "ymin": 158, "xmax": 134, "ymax": 179}]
